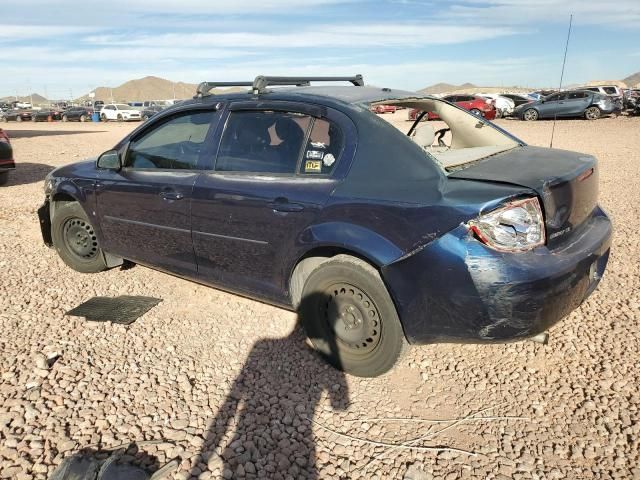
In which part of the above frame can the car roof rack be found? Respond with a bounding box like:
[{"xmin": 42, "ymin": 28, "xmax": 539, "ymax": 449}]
[{"xmin": 195, "ymin": 74, "xmax": 364, "ymax": 97}]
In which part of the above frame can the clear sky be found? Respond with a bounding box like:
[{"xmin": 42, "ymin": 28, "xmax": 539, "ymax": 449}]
[{"xmin": 1, "ymin": 0, "xmax": 638, "ymax": 99}]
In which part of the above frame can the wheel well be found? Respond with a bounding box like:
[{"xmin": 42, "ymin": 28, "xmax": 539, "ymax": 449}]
[{"xmin": 288, "ymin": 247, "xmax": 381, "ymax": 308}]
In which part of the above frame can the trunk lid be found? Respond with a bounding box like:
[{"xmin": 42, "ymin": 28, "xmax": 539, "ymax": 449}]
[{"xmin": 448, "ymin": 145, "xmax": 598, "ymax": 248}]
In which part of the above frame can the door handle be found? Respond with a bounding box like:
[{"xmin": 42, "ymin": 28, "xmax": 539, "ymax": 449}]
[
  {"xmin": 160, "ymin": 190, "xmax": 184, "ymax": 201},
  {"xmin": 268, "ymin": 198, "xmax": 304, "ymax": 212}
]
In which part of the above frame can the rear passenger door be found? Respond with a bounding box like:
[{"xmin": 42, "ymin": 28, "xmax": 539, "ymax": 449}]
[
  {"xmin": 191, "ymin": 101, "xmax": 351, "ymax": 303},
  {"xmin": 565, "ymin": 91, "xmax": 590, "ymax": 115}
]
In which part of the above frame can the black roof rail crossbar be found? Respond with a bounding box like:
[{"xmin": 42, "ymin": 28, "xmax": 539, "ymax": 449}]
[
  {"xmin": 196, "ymin": 81, "xmax": 254, "ymax": 97},
  {"xmin": 252, "ymin": 75, "xmax": 364, "ymax": 93},
  {"xmin": 196, "ymin": 75, "xmax": 364, "ymax": 96}
]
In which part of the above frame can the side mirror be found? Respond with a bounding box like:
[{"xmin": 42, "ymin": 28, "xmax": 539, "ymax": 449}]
[{"xmin": 97, "ymin": 150, "xmax": 122, "ymax": 170}]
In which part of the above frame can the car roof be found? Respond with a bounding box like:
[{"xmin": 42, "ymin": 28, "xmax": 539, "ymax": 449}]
[{"xmin": 179, "ymin": 85, "xmax": 431, "ymax": 111}]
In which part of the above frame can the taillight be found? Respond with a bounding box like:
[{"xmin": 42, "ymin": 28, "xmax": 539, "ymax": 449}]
[{"xmin": 467, "ymin": 197, "xmax": 545, "ymax": 252}]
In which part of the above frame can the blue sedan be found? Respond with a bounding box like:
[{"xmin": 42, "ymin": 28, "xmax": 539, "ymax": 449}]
[{"xmin": 38, "ymin": 75, "xmax": 612, "ymax": 377}]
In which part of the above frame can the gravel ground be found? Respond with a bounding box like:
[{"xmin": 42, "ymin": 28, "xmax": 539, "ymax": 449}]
[{"xmin": 0, "ymin": 115, "xmax": 638, "ymax": 479}]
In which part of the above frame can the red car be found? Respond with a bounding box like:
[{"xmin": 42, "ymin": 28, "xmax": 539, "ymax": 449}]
[
  {"xmin": 0, "ymin": 128, "xmax": 15, "ymax": 185},
  {"xmin": 371, "ymin": 104, "xmax": 397, "ymax": 114},
  {"xmin": 409, "ymin": 94, "xmax": 497, "ymax": 121}
]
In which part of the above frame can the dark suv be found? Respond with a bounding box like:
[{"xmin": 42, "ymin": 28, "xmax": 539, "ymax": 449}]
[
  {"xmin": 38, "ymin": 75, "xmax": 612, "ymax": 377},
  {"xmin": 62, "ymin": 107, "xmax": 94, "ymax": 122}
]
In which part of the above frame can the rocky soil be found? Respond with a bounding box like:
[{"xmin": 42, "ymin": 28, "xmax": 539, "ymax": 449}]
[{"xmin": 0, "ymin": 116, "xmax": 638, "ymax": 479}]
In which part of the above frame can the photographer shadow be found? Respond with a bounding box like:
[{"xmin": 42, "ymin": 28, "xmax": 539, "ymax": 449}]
[{"xmin": 190, "ymin": 292, "xmax": 350, "ymax": 479}]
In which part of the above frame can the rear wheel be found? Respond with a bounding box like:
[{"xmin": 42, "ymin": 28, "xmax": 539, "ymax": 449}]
[
  {"xmin": 101, "ymin": 113, "xmax": 108, "ymax": 122},
  {"xmin": 62, "ymin": 115, "xmax": 68, "ymax": 122},
  {"xmin": 142, "ymin": 114, "xmax": 149, "ymax": 121},
  {"xmin": 80, "ymin": 114, "xmax": 86, "ymax": 122},
  {"xmin": 523, "ymin": 108, "xmax": 539, "ymax": 121},
  {"xmin": 0, "ymin": 171, "xmax": 8, "ymax": 186},
  {"xmin": 585, "ymin": 106, "xmax": 601, "ymax": 120},
  {"xmin": 117, "ymin": 114, "xmax": 123, "ymax": 122},
  {"xmin": 298, "ymin": 255, "xmax": 408, "ymax": 377},
  {"xmin": 51, "ymin": 202, "xmax": 107, "ymax": 273},
  {"xmin": 16, "ymin": 116, "xmax": 22, "ymax": 122}
]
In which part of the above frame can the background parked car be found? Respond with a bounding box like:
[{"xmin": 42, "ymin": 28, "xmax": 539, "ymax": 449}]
[
  {"xmin": 62, "ymin": 107, "xmax": 94, "ymax": 122},
  {"xmin": 0, "ymin": 128, "xmax": 14, "ymax": 185},
  {"xmin": 581, "ymin": 86, "xmax": 624, "ymax": 112},
  {"xmin": 140, "ymin": 105, "xmax": 164, "ymax": 121},
  {"xmin": 1, "ymin": 110, "xmax": 32, "ymax": 122},
  {"xmin": 100, "ymin": 104, "xmax": 142, "ymax": 122},
  {"xmin": 408, "ymin": 94, "xmax": 497, "ymax": 121},
  {"xmin": 515, "ymin": 90, "xmax": 615, "ymax": 121},
  {"xmin": 477, "ymin": 94, "xmax": 515, "ymax": 118},
  {"xmin": 500, "ymin": 93, "xmax": 534, "ymax": 108},
  {"xmin": 32, "ymin": 109, "xmax": 64, "ymax": 122},
  {"xmin": 371, "ymin": 104, "xmax": 397, "ymax": 114}
]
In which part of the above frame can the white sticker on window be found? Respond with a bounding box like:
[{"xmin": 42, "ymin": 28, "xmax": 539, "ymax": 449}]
[
  {"xmin": 306, "ymin": 150, "xmax": 324, "ymax": 160},
  {"xmin": 323, "ymin": 153, "xmax": 336, "ymax": 167}
]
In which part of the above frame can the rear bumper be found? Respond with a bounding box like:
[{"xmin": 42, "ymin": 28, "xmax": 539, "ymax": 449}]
[{"xmin": 382, "ymin": 206, "xmax": 612, "ymax": 344}]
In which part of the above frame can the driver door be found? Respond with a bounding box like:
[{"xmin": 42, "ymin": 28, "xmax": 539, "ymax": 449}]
[{"xmin": 95, "ymin": 108, "xmax": 221, "ymax": 275}]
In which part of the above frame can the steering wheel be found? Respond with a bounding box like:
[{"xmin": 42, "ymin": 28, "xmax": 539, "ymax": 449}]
[{"xmin": 434, "ymin": 128, "xmax": 450, "ymax": 147}]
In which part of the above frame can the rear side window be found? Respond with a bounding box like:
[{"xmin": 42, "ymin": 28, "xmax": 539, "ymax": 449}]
[
  {"xmin": 568, "ymin": 91, "xmax": 587, "ymax": 99},
  {"xmin": 603, "ymin": 87, "xmax": 617, "ymax": 95},
  {"xmin": 126, "ymin": 110, "xmax": 216, "ymax": 170},
  {"xmin": 216, "ymin": 111, "xmax": 311, "ymax": 174},
  {"xmin": 301, "ymin": 118, "xmax": 344, "ymax": 175}
]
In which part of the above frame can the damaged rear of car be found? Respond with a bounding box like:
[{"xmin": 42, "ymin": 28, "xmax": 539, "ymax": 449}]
[{"xmin": 357, "ymin": 93, "xmax": 612, "ymax": 344}]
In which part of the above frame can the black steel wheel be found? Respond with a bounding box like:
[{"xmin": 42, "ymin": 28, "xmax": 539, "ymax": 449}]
[
  {"xmin": 299, "ymin": 255, "xmax": 408, "ymax": 377},
  {"xmin": 51, "ymin": 201, "xmax": 107, "ymax": 273}
]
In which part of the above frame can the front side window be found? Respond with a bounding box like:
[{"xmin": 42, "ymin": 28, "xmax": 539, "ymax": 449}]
[
  {"xmin": 126, "ymin": 110, "xmax": 216, "ymax": 170},
  {"xmin": 216, "ymin": 111, "xmax": 311, "ymax": 174},
  {"xmin": 568, "ymin": 91, "xmax": 586, "ymax": 99}
]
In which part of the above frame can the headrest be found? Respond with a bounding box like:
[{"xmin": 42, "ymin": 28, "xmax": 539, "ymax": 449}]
[{"xmin": 412, "ymin": 124, "xmax": 435, "ymax": 149}]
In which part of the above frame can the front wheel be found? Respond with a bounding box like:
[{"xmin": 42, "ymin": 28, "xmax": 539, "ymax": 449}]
[
  {"xmin": 470, "ymin": 108, "xmax": 482, "ymax": 116},
  {"xmin": 117, "ymin": 114, "xmax": 123, "ymax": 122},
  {"xmin": 62, "ymin": 115, "xmax": 68, "ymax": 122},
  {"xmin": 51, "ymin": 202, "xmax": 107, "ymax": 273},
  {"xmin": 523, "ymin": 108, "xmax": 539, "ymax": 121},
  {"xmin": 298, "ymin": 255, "xmax": 408, "ymax": 377},
  {"xmin": 585, "ymin": 106, "xmax": 601, "ymax": 120},
  {"xmin": 101, "ymin": 113, "xmax": 108, "ymax": 122},
  {"xmin": 80, "ymin": 114, "xmax": 86, "ymax": 122},
  {"xmin": 16, "ymin": 116, "xmax": 22, "ymax": 122}
]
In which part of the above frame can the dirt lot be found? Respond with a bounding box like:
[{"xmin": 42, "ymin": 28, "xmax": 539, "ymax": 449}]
[{"xmin": 0, "ymin": 115, "xmax": 639, "ymax": 480}]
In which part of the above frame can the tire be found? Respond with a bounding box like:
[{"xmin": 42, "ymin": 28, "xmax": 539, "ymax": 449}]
[
  {"xmin": 0, "ymin": 171, "xmax": 8, "ymax": 186},
  {"xmin": 143, "ymin": 114, "xmax": 149, "ymax": 121},
  {"xmin": 470, "ymin": 108, "xmax": 482, "ymax": 116},
  {"xmin": 298, "ymin": 255, "xmax": 408, "ymax": 377},
  {"xmin": 585, "ymin": 106, "xmax": 601, "ymax": 120},
  {"xmin": 523, "ymin": 108, "xmax": 539, "ymax": 121},
  {"xmin": 62, "ymin": 115, "xmax": 68, "ymax": 122},
  {"xmin": 80, "ymin": 115, "xmax": 86, "ymax": 122},
  {"xmin": 51, "ymin": 201, "xmax": 107, "ymax": 273},
  {"xmin": 16, "ymin": 116, "xmax": 22, "ymax": 122},
  {"xmin": 117, "ymin": 114, "xmax": 123, "ymax": 122},
  {"xmin": 101, "ymin": 113, "xmax": 108, "ymax": 122}
]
